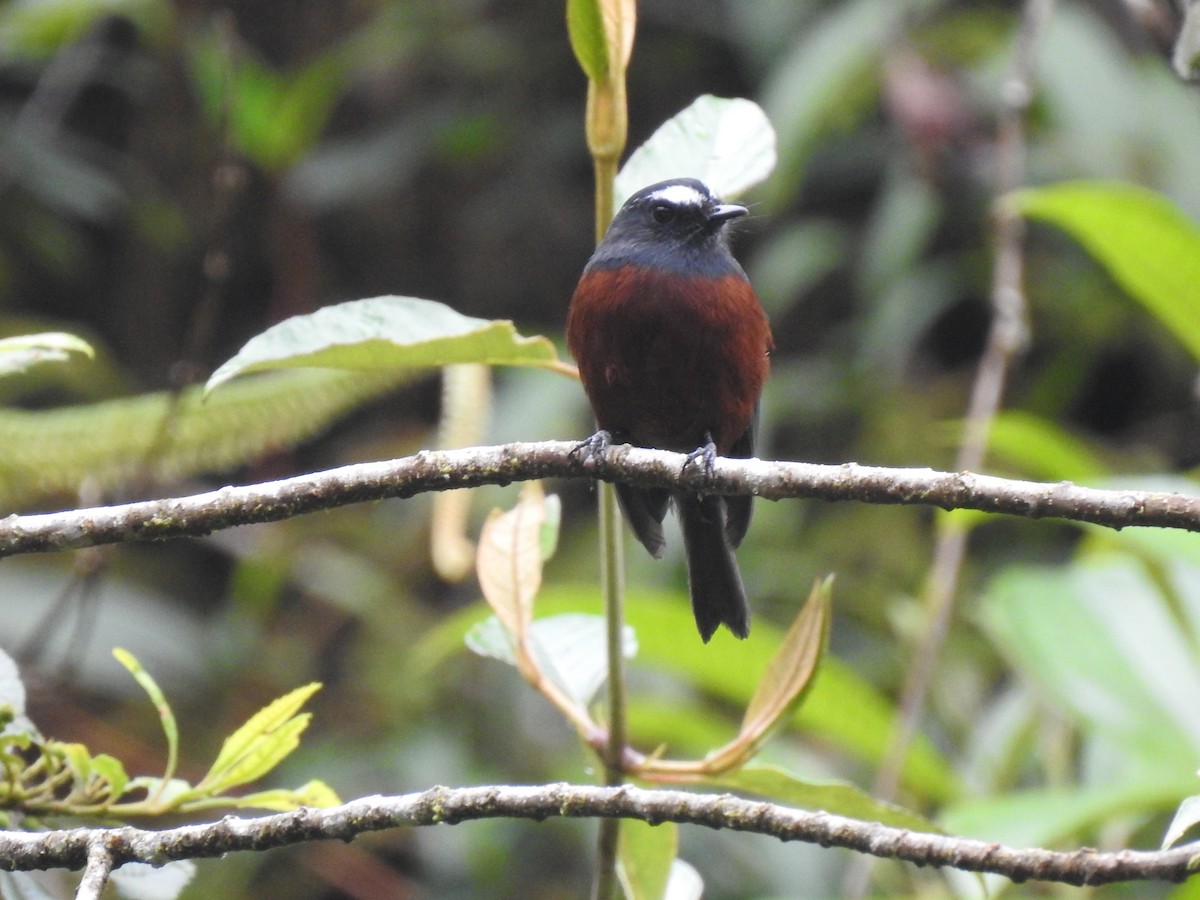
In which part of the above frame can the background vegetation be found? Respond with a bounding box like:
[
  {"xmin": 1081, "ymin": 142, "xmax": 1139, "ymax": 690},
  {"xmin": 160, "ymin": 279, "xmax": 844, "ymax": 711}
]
[{"xmin": 4, "ymin": 0, "xmax": 1200, "ymax": 896}]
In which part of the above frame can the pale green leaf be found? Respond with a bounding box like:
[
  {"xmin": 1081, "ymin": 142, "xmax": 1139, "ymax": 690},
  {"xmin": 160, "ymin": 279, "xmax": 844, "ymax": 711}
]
[
  {"xmin": 566, "ymin": 0, "xmax": 608, "ymax": 82},
  {"xmin": 942, "ymin": 778, "xmax": 1196, "ymax": 850},
  {"xmin": 214, "ymin": 779, "xmax": 341, "ymax": 812},
  {"xmin": 109, "ymin": 860, "xmax": 196, "ymax": 900},
  {"xmin": 1014, "ymin": 180, "xmax": 1200, "ymax": 363},
  {"xmin": 983, "ymin": 411, "xmax": 1111, "ymax": 483},
  {"xmin": 740, "ymin": 578, "xmax": 831, "ymax": 750},
  {"xmin": 615, "ymin": 96, "xmax": 776, "ymax": 208},
  {"xmin": 710, "ymin": 764, "xmax": 940, "ymax": 834},
  {"xmin": 762, "ymin": 0, "xmax": 898, "ymax": 196},
  {"xmin": 113, "ymin": 648, "xmax": 179, "ymax": 786},
  {"xmin": 126, "ymin": 777, "xmax": 195, "ymax": 806},
  {"xmin": 618, "ymin": 819, "xmax": 678, "ymax": 900},
  {"xmin": 201, "ymin": 682, "xmax": 322, "ymax": 792},
  {"xmin": 446, "ymin": 585, "xmax": 959, "ymax": 802},
  {"xmin": 980, "ymin": 562, "xmax": 1200, "ymax": 765},
  {"xmin": 89, "ymin": 752, "xmax": 129, "ymax": 802},
  {"xmin": 202, "ymin": 714, "xmax": 311, "ymax": 794},
  {"xmin": 56, "ymin": 742, "xmax": 92, "ymax": 788},
  {"xmin": 0, "ymin": 332, "xmax": 93, "ymax": 377},
  {"xmin": 1165, "ymin": 794, "xmax": 1200, "ymax": 849},
  {"xmin": 0, "ymin": 368, "xmax": 407, "ymax": 511},
  {"xmin": 466, "ymin": 614, "xmax": 636, "ymax": 709},
  {"xmin": 206, "ymin": 296, "xmax": 560, "ymax": 392}
]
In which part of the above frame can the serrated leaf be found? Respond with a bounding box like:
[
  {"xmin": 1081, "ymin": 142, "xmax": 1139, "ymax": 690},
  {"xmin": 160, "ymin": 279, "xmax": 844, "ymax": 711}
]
[
  {"xmin": 618, "ymin": 819, "xmax": 677, "ymax": 900},
  {"xmin": 203, "ymin": 714, "xmax": 311, "ymax": 795},
  {"xmin": 0, "ymin": 368, "xmax": 409, "ymax": 511},
  {"xmin": 740, "ymin": 578, "xmax": 830, "ymax": 751},
  {"xmin": 711, "ymin": 764, "xmax": 940, "ymax": 834},
  {"xmin": 1013, "ymin": 181, "xmax": 1200, "ymax": 364},
  {"xmin": 206, "ymin": 296, "xmax": 560, "ymax": 392},
  {"xmin": 615, "ymin": 96, "xmax": 777, "ymax": 209},
  {"xmin": 476, "ymin": 483, "xmax": 548, "ymax": 638},
  {"xmin": 201, "ymin": 683, "xmax": 321, "ymax": 793},
  {"xmin": 113, "ymin": 649, "xmax": 178, "ymax": 787},
  {"xmin": 0, "ymin": 332, "xmax": 93, "ymax": 377}
]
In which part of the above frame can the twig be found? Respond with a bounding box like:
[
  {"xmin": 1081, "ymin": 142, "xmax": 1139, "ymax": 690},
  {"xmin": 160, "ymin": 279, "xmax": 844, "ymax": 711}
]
[
  {"xmin": 854, "ymin": 4, "xmax": 1057, "ymax": 894},
  {"xmin": 0, "ymin": 784, "xmax": 1197, "ymax": 886},
  {"xmin": 73, "ymin": 839, "xmax": 113, "ymax": 900},
  {"xmin": 4, "ymin": 440, "xmax": 1200, "ymax": 558}
]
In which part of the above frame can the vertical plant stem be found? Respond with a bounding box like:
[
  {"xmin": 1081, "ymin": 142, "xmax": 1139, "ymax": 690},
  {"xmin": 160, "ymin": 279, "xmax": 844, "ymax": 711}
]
[
  {"xmin": 845, "ymin": 0, "xmax": 1055, "ymax": 895},
  {"xmin": 590, "ymin": 106, "xmax": 627, "ymax": 900}
]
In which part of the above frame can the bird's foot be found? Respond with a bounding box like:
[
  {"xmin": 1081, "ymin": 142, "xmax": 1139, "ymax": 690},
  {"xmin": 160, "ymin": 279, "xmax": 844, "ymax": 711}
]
[
  {"xmin": 571, "ymin": 429, "xmax": 615, "ymax": 471},
  {"xmin": 682, "ymin": 432, "xmax": 719, "ymax": 486}
]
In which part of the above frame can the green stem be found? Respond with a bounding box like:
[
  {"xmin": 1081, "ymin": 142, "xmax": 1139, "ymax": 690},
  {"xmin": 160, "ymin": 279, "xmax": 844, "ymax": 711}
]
[{"xmin": 590, "ymin": 121, "xmax": 625, "ymax": 900}]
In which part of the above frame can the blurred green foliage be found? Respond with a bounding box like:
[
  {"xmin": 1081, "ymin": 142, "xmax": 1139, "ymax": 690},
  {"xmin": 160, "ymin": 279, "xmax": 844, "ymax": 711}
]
[{"xmin": 3, "ymin": 1, "xmax": 1200, "ymax": 897}]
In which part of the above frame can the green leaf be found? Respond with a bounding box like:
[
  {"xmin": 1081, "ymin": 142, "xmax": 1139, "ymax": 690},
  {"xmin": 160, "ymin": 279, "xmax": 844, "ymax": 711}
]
[
  {"xmin": 1014, "ymin": 180, "xmax": 1200, "ymax": 363},
  {"xmin": 113, "ymin": 648, "xmax": 179, "ymax": 789},
  {"xmin": 0, "ymin": 332, "xmax": 94, "ymax": 377},
  {"xmin": 615, "ymin": 96, "xmax": 777, "ymax": 208},
  {"xmin": 1165, "ymin": 794, "xmax": 1200, "ymax": 849},
  {"xmin": 618, "ymin": 819, "xmax": 679, "ymax": 900},
  {"xmin": 440, "ymin": 586, "xmax": 958, "ymax": 802},
  {"xmin": 761, "ymin": 0, "xmax": 898, "ymax": 196},
  {"xmin": 89, "ymin": 753, "xmax": 129, "ymax": 803},
  {"xmin": 467, "ymin": 613, "xmax": 636, "ymax": 709},
  {"xmin": 200, "ymin": 683, "xmax": 322, "ymax": 794},
  {"xmin": 566, "ymin": 0, "xmax": 609, "ymax": 82},
  {"xmin": 210, "ymin": 779, "xmax": 340, "ymax": 812},
  {"xmin": 942, "ymin": 777, "xmax": 1197, "ymax": 850},
  {"xmin": 980, "ymin": 561, "xmax": 1200, "ymax": 767},
  {"xmin": 740, "ymin": 578, "xmax": 830, "ymax": 751},
  {"xmin": 0, "ymin": 368, "xmax": 407, "ymax": 511},
  {"xmin": 56, "ymin": 742, "xmax": 92, "ymax": 790},
  {"xmin": 710, "ymin": 764, "xmax": 941, "ymax": 834},
  {"xmin": 984, "ymin": 411, "xmax": 1111, "ymax": 483},
  {"xmin": 206, "ymin": 296, "xmax": 560, "ymax": 392}
]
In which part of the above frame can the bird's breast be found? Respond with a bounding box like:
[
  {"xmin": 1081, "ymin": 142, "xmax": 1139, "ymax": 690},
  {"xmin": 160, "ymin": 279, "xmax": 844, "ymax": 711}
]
[{"xmin": 566, "ymin": 265, "xmax": 772, "ymax": 453}]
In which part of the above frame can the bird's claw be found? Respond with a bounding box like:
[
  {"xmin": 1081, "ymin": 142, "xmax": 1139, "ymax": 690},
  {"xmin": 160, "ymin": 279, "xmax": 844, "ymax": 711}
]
[
  {"xmin": 682, "ymin": 433, "xmax": 719, "ymax": 486},
  {"xmin": 571, "ymin": 429, "xmax": 614, "ymax": 471}
]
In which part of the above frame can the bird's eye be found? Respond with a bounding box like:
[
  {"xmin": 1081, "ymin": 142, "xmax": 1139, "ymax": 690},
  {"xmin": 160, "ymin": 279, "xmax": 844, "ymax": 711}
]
[{"xmin": 651, "ymin": 204, "xmax": 675, "ymax": 224}]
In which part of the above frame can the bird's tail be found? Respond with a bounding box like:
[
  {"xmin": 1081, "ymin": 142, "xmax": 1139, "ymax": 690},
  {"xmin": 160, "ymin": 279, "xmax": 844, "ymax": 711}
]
[{"xmin": 677, "ymin": 494, "xmax": 750, "ymax": 642}]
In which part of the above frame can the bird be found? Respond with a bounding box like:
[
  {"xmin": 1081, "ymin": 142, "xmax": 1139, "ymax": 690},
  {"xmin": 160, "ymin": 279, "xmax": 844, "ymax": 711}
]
[{"xmin": 566, "ymin": 177, "xmax": 773, "ymax": 642}]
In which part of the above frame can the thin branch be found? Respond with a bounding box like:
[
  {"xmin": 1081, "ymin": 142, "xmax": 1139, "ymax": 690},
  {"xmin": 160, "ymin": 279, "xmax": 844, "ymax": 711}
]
[
  {"xmin": 0, "ymin": 784, "xmax": 1197, "ymax": 886},
  {"xmin": 4, "ymin": 441, "xmax": 1200, "ymax": 558},
  {"xmin": 866, "ymin": 0, "xmax": 1056, "ymax": 809},
  {"xmin": 851, "ymin": 4, "xmax": 1056, "ymax": 894},
  {"xmin": 74, "ymin": 839, "xmax": 113, "ymax": 900}
]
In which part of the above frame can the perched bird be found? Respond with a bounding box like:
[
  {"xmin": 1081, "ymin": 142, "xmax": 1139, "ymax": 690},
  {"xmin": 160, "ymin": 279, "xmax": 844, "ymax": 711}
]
[{"xmin": 566, "ymin": 178, "xmax": 773, "ymax": 642}]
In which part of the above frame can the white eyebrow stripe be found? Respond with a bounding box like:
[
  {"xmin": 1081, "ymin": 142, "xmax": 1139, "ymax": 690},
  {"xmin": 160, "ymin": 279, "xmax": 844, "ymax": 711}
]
[{"xmin": 645, "ymin": 183, "xmax": 707, "ymax": 207}]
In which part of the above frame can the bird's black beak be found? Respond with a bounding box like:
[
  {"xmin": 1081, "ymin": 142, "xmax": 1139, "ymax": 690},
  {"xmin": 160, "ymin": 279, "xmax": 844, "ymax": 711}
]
[{"xmin": 707, "ymin": 203, "xmax": 748, "ymax": 225}]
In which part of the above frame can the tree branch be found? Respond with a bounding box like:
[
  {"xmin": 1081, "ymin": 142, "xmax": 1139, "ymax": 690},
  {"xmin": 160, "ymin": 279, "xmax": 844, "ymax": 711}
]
[
  {"xmin": 3, "ymin": 441, "xmax": 1200, "ymax": 558},
  {"xmin": 1, "ymin": 784, "xmax": 1197, "ymax": 886}
]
